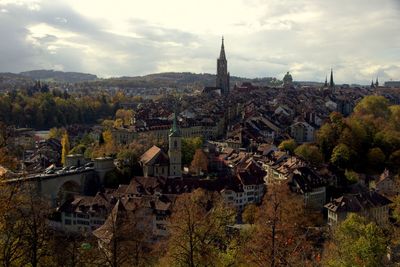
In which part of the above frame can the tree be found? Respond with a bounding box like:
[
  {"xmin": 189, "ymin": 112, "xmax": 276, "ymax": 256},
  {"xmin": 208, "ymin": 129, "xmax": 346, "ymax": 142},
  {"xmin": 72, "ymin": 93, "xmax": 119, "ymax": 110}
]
[
  {"xmin": 181, "ymin": 137, "xmax": 202, "ymax": 166},
  {"xmin": 93, "ymin": 200, "xmax": 153, "ymax": 267},
  {"xmin": 61, "ymin": 132, "xmax": 70, "ymax": 166},
  {"xmin": 278, "ymin": 139, "xmax": 297, "ymax": 154},
  {"xmin": 345, "ymin": 169, "xmax": 360, "ymax": 184},
  {"xmin": 48, "ymin": 127, "xmax": 65, "ymax": 140},
  {"xmin": 353, "ymin": 95, "xmax": 390, "ymax": 119},
  {"xmin": 243, "ymin": 184, "xmax": 319, "ymax": 266},
  {"xmin": 115, "ymin": 109, "xmax": 133, "ymax": 126},
  {"xmin": 367, "ymin": 147, "xmax": 386, "ymax": 170},
  {"xmin": 190, "ymin": 149, "xmax": 208, "ymax": 175},
  {"xmin": 161, "ymin": 189, "xmax": 235, "ymax": 267},
  {"xmin": 330, "ymin": 143, "xmax": 354, "ymax": 169},
  {"xmin": 322, "ymin": 214, "xmax": 388, "ymax": 267},
  {"xmin": 0, "ymin": 182, "xmax": 54, "ymax": 267},
  {"xmin": 294, "ymin": 144, "xmax": 324, "ymax": 165},
  {"xmin": 242, "ymin": 204, "xmax": 257, "ymax": 224}
]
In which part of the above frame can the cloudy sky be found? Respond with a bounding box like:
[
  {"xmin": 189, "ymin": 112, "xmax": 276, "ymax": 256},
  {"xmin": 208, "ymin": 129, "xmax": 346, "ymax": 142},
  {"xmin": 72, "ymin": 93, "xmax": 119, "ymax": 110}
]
[{"xmin": 0, "ymin": 0, "xmax": 399, "ymax": 84}]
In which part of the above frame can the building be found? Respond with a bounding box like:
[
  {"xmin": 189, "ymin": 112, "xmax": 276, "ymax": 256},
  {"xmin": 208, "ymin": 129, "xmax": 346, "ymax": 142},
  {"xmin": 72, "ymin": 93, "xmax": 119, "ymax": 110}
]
[
  {"xmin": 168, "ymin": 112, "xmax": 182, "ymax": 178},
  {"xmin": 216, "ymin": 37, "xmax": 230, "ymax": 95},
  {"xmin": 289, "ymin": 167, "xmax": 326, "ymax": 210},
  {"xmin": 324, "ymin": 190, "xmax": 392, "ymax": 226},
  {"xmin": 139, "ymin": 112, "xmax": 182, "ymax": 178},
  {"xmin": 290, "ymin": 121, "xmax": 315, "ymax": 143},
  {"xmin": 221, "ymin": 159, "xmax": 266, "ymax": 211},
  {"xmin": 384, "ymin": 81, "xmax": 400, "ymax": 88}
]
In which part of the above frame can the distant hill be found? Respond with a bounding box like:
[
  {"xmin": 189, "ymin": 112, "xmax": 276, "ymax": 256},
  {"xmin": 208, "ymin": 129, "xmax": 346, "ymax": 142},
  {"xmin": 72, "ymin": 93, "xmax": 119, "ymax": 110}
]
[
  {"xmin": 20, "ymin": 70, "xmax": 98, "ymax": 83},
  {"xmin": 0, "ymin": 71, "xmax": 281, "ymax": 91},
  {"xmin": 0, "ymin": 72, "xmax": 34, "ymax": 91},
  {"xmin": 88, "ymin": 72, "xmax": 282, "ymax": 89}
]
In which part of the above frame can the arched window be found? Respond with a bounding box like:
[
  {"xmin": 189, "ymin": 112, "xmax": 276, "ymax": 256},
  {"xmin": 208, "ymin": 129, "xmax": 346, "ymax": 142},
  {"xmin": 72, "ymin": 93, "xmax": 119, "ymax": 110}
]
[{"xmin": 174, "ymin": 140, "xmax": 177, "ymax": 148}]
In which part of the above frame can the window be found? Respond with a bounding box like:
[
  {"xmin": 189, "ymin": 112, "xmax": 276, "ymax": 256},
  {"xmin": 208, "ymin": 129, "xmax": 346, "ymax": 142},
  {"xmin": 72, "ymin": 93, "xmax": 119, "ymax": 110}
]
[
  {"xmin": 77, "ymin": 220, "xmax": 89, "ymax": 225},
  {"xmin": 77, "ymin": 213, "xmax": 89, "ymax": 219},
  {"xmin": 157, "ymin": 224, "xmax": 166, "ymax": 230},
  {"xmin": 65, "ymin": 219, "xmax": 71, "ymax": 225}
]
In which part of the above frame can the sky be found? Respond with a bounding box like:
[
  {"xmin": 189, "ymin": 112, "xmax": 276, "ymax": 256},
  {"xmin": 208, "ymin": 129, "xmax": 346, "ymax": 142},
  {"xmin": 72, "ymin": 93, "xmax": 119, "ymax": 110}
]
[{"xmin": 0, "ymin": 0, "xmax": 399, "ymax": 84}]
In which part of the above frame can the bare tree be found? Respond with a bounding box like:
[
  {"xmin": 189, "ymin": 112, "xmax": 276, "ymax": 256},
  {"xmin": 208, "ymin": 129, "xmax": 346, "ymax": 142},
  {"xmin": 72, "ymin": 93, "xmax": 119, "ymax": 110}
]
[
  {"xmin": 244, "ymin": 183, "xmax": 320, "ymax": 266},
  {"xmin": 93, "ymin": 199, "xmax": 153, "ymax": 267},
  {"xmin": 160, "ymin": 189, "xmax": 235, "ymax": 267}
]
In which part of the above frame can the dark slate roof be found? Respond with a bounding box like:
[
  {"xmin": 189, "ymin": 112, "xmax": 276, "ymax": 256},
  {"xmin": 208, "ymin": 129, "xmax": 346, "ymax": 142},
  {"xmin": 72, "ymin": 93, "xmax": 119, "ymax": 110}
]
[
  {"xmin": 324, "ymin": 190, "xmax": 392, "ymax": 213},
  {"xmin": 290, "ymin": 166, "xmax": 326, "ymax": 193}
]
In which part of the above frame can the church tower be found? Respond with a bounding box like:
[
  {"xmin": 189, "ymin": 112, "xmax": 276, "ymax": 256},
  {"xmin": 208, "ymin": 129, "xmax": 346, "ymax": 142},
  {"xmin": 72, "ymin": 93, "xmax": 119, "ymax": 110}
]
[
  {"xmin": 216, "ymin": 37, "xmax": 230, "ymax": 95},
  {"xmin": 168, "ymin": 111, "xmax": 182, "ymax": 178},
  {"xmin": 329, "ymin": 68, "xmax": 335, "ymax": 88}
]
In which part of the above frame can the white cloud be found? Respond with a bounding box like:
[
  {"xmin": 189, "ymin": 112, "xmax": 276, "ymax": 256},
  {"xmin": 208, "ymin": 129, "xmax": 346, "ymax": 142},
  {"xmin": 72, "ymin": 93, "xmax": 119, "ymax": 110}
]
[{"xmin": 0, "ymin": 0, "xmax": 399, "ymax": 84}]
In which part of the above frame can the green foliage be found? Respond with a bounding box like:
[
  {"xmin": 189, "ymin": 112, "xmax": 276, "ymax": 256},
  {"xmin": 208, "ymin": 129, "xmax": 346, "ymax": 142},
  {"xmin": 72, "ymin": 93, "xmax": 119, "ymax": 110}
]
[
  {"xmin": 0, "ymin": 88, "xmax": 118, "ymax": 129},
  {"xmin": 48, "ymin": 127, "xmax": 65, "ymax": 140},
  {"xmin": 330, "ymin": 143, "xmax": 354, "ymax": 169},
  {"xmin": 181, "ymin": 137, "xmax": 203, "ymax": 165},
  {"xmin": 389, "ymin": 149, "xmax": 400, "ymax": 171},
  {"xmin": 294, "ymin": 144, "xmax": 323, "ymax": 165},
  {"xmin": 323, "ymin": 214, "xmax": 388, "ymax": 267},
  {"xmin": 69, "ymin": 144, "xmax": 86, "ymax": 155},
  {"xmin": 316, "ymin": 96, "xmax": 400, "ymax": 173},
  {"xmin": 367, "ymin": 147, "xmax": 385, "ymax": 168},
  {"xmin": 345, "ymin": 169, "xmax": 360, "ymax": 184},
  {"xmin": 278, "ymin": 139, "xmax": 297, "ymax": 154},
  {"xmin": 353, "ymin": 95, "xmax": 390, "ymax": 119}
]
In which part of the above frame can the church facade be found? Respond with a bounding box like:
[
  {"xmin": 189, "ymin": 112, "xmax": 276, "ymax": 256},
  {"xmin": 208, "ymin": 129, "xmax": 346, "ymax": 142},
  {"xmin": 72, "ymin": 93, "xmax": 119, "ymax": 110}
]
[{"xmin": 140, "ymin": 112, "xmax": 182, "ymax": 178}]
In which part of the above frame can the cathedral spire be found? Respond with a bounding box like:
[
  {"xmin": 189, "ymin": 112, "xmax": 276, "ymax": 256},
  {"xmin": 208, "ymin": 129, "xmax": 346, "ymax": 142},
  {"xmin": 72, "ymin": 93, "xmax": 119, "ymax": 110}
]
[
  {"xmin": 329, "ymin": 68, "xmax": 334, "ymax": 88},
  {"xmin": 219, "ymin": 36, "xmax": 226, "ymax": 60},
  {"xmin": 324, "ymin": 75, "xmax": 328, "ymax": 87},
  {"xmin": 375, "ymin": 76, "xmax": 379, "ymax": 87}
]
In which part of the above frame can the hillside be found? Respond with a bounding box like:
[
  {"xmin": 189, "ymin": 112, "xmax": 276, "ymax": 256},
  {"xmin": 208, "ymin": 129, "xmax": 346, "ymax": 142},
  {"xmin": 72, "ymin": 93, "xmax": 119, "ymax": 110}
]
[
  {"xmin": 20, "ymin": 70, "xmax": 98, "ymax": 83},
  {"xmin": 0, "ymin": 71, "xmax": 282, "ymax": 91},
  {"xmin": 0, "ymin": 72, "xmax": 34, "ymax": 91},
  {"xmin": 88, "ymin": 72, "xmax": 282, "ymax": 89}
]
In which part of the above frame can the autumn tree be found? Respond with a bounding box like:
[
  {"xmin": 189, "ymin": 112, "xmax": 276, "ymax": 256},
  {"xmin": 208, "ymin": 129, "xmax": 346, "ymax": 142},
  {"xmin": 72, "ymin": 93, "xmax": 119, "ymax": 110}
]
[
  {"xmin": 115, "ymin": 109, "xmax": 134, "ymax": 126},
  {"xmin": 322, "ymin": 213, "xmax": 388, "ymax": 267},
  {"xmin": 242, "ymin": 203, "xmax": 257, "ymax": 224},
  {"xmin": 330, "ymin": 143, "xmax": 355, "ymax": 169},
  {"xmin": 242, "ymin": 183, "xmax": 320, "ymax": 266},
  {"xmin": 190, "ymin": 149, "xmax": 208, "ymax": 175},
  {"xmin": 160, "ymin": 189, "xmax": 236, "ymax": 267},
  {"xmin": 93, "ymin": 200, "xmax": 153, "ymax": 267},
  {"xmin": 278, "ymin": 139, "xmax": 297, "ymax": 154},
  {"xmin": 0, "ymin": 182, "xmax": 54, "ymax": 267},
  {"xmin": 294, "ymin": 144, "xmax": 324, "ymax": 165},
  {"xmin": 61, "ymin": 132, "xmax": 70, "ymax": 166}
]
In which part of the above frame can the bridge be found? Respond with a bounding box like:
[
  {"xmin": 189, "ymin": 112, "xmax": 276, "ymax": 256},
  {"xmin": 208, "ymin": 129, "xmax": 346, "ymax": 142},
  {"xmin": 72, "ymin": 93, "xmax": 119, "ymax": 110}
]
[{"xmin": 5, "ymin": 156, "xmax": 115, "ymax": 206}]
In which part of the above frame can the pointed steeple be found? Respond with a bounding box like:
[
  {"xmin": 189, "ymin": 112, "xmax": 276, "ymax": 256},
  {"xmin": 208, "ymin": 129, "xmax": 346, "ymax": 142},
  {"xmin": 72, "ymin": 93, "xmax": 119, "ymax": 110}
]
[
  {"xmin": 170, "ymin": 100, "xmax": 180, "ymax": 137},
  {"xmin": 219, "ymin": 36, "xmax": 226, "ymax": 60},
  {"xmin": 329, "ymin": 68, "xmax": 334, "ymax": 88},
  {"xmin": 371, "ymin": 79, "xmax": 375, "ymax": 88},
  {"xmin": 375, "ymin": 76, "xmax": 379, "ymax": 87},
  {"xmin": 324, "ymin": 75, "xmax": 328, "ymax": 87}
]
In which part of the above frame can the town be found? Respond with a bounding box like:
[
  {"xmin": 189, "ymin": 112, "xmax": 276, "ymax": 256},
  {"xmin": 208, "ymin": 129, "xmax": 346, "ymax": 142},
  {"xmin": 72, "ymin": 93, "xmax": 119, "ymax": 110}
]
[{"xmin": 1, "ymin": 35, "xmax": 400, "ymax": 266}]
